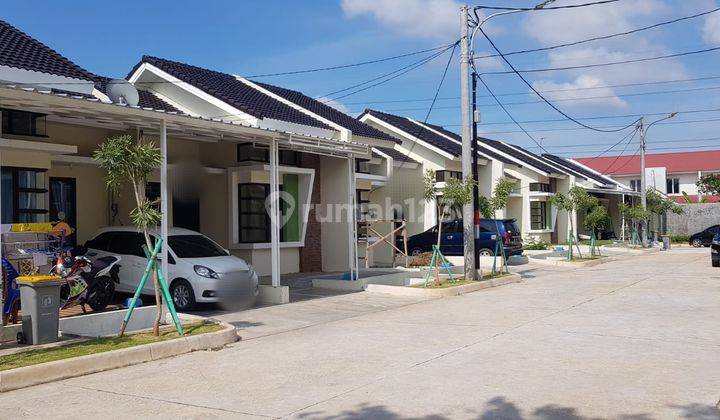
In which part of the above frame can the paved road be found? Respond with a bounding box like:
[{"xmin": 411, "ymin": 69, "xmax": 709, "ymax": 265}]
[{"xmin": 1, "ymin": 248, "xmax": 719, "ymax": 419}]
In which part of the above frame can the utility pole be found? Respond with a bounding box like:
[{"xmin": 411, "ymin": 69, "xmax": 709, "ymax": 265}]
[
  {"xmin": 471, "ymin": 72, "xmax": 480, "ymax": 272},
  {"xmin": 639, "ymin": 117, "xmax": 647, "ymax": 247},
  {"xmin": 460, "ymin": 4, "xmax": 477, "ymax": 280}
]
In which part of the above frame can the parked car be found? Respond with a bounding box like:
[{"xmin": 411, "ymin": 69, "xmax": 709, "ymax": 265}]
[
  {"xmin": 712, "ymin": 233, "xmax": 720, "ymax": 267},
  {"xmin": 403, "ymin": 219, "xmax": 523, "ymax": 257},
  {"xmin": 84, "ymin": 227, "xmax": 259, "ymax": 311},
  {"xmin": 689, "ymin": 225, "xmax": 720, "ymax": 247}
]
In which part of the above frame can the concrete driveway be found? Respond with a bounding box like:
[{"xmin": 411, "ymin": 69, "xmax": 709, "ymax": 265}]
[{"xmin": 1, "ymin": 248, "xmax": 718, "ymax": 419}]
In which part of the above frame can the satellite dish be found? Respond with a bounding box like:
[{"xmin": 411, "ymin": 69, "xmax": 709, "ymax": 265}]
[{"xmin": 106, "ymin": 79, "xmax": 139, "ymax": 106}]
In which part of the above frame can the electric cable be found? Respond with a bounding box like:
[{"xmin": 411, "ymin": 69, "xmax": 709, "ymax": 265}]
[
  {"xmin": 474, "ymin": 7, "xmax": 720, "ymax": 59},
  {"xmin": 476, "ymin": 25, "xmax": 639, "ymax": 133},
  {"xmin": 245, "ymin": 43, "xmax": 456, "ymax": 78},
  {"xmin": 321, "ymin": 42, "xmax": 459, "ymax": 102}
]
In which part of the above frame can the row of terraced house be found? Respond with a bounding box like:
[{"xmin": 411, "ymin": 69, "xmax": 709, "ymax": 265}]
[{"xmin": 0, "ymin": 19, "xmax": 643, "ymax": 302}]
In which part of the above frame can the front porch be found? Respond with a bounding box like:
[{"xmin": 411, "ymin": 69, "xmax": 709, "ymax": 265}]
[{"xmin": 0, "ymin": 86, "xmax": 367, "ymax": 308}]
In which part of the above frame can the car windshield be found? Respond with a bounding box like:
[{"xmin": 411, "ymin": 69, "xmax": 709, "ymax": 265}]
[{"xmin": 168, "ymin": 235, "xmax": 228, "ymax": 258}]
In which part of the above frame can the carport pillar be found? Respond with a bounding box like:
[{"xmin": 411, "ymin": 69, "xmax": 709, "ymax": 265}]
[
  {"xmin": 160, "ymin": 119, "xmax": 169, "ymax": 284},
  {"xmin": 269, "ymin": 138, "xmax": 281, "ymax": 287},
  {"xmin": 621, "ymin": 193, "xmax": 626, "ymax": 242},
  {"xmin": 347, "ymin": 157, "xmax": 359, "ymax": 280}
]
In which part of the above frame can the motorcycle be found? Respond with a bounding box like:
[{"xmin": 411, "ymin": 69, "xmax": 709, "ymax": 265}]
[{"xmin": 51, "ymin": 254, "xmax": 121, "ymax": 313}]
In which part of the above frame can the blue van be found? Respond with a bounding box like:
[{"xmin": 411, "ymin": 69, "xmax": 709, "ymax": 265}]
[{"xmin": 403, "ymin": 219, "xmax": 523, "ymax": 257}]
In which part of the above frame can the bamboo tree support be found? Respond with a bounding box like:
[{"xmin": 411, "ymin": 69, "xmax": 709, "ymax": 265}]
[
  {"xmin": 491, "ymin": 237, "xmax": 509, "ymax": 275},
  {"xmin": 423, "ymin": 245, "xmax": 455, "ymax": 287},
  {"xmin": 590, "ymin": 231, "xmax": 601, "ymax": 257},
  {"xmin": 119, "ymin": 239, "xmax": 183, "ymax": 337}
]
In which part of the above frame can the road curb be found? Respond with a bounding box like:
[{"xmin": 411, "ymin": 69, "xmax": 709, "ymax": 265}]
[
  {"xmin": 365, "ymin": 273, "xmax": 522, "ymax": 299},
  {"xmin": 0, "ymin": 321, "xmax": 238, "ymax": 393}
]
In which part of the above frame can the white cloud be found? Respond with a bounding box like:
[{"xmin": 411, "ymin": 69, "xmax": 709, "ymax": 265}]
[
  {"xmin": 532, "ymin": 75, "xmax": 627, "ymax": 109},
  {"xmin": 315, "ymin": 96, "xmax": 354, "ymax": 115},
  {"xmin": 341, "ymin": 0, "xmax": 462, "ymax": 40},
  {"xmin": 520, "ymin": 0, "xmax": 688, "ymax": 109},
  {"xmin": 703, "ymin": 12, "xmax": 720, "ymax": 45}
]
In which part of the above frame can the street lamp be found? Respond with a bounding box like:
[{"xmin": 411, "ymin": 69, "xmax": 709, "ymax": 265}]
[{"xmin": 640, "ymin": 112, "xmax": 678, "ymax": 246}]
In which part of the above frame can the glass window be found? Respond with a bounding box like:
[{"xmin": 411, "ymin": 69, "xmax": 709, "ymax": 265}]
[
  {"xmin": 480, "ymin": 219, "xmax": 497, "ymax": 233},
  {"xmin": 238, "ymin": 184, "xmax": 270, "ymax": 243},
  {"xmin": 630, "ymin": 179, "xmax": 641, "ymax": 192},
  {"xmin": 529, "ymin": 183, "xmax": 551, "ymax": 192},
  {"xmin": 530, "ymin": 201, "xmax": 548, "ymax": 230},
  {"xmin": 0, "ymin": 167, "xmax": 48, "ymax": 223},
  {"xmin": 237, "ymin": 143, "xmax": 269, "ymax": 163},
  {"xmin": 355, "ymin": 159, "xmax": 371, "ymax": 174},
  {"xmin": 435, "ymin": 171, "xmax": 462, "ymax": 182},
  {"xmin": 279, "ymin": 150, "xmax": 300, "ymax": 166},
  {"xmin": 107, "ymin": 232, "xmax": 146, "ymax": 257},
  {"xmin": 168, "ymin": 235, "xmax": 227, "ymax": 258},
  {"xmin": 0, "ymin": 108, "xmax": 47, "ymax": 137},
  {"xmin": 666, "ymin": 178, "xmax": 680, "ymax": 194},
  {"xmin": 86, "ymin": 232, "xmax": 113, "ymax": 251}
]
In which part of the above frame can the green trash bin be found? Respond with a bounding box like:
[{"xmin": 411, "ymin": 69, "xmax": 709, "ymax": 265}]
[{"xmin": 17, "ymin": 275, "xmax": 63, "ymax": 345}]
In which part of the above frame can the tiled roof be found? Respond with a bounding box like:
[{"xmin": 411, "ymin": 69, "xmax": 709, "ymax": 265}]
[
  {"xmin": 130, "ymin": 56, "xmax": 332, "ymax": 130},
  {"xmin": 0, "ymin": 20, "xmax": 95, "ymax": 81},
  {"xmin": 362, "ymin": 109, "xmax": 515, "ymax": 164},
  {"xmin": 254, "ymin": 82, "xmax": 398, "ymax": 142},
  {"xmin": 361, "ymin": 109, "xmax": 462, "ymax": 156},
  {"xmin": 372, "ymin": 146, "xmax": 419, "ymax": 164},
  {"xmin": 575, "ymin": 150, "xmax": 720, "ymax": 175},
  {"xmin": 542, "ymin": 154, "xmax": 625, "ymax": 186},
  {"xmin": 478, "ymin": 138, "xmax": 568, "ymax": 176}
]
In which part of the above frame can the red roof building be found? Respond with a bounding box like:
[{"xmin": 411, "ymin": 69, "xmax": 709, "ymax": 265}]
[{"xmin": 575, "ymin": 150, "xmax": 720, "ymax": 203}]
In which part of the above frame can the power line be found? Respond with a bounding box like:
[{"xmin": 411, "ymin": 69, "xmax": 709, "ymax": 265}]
[
  {"xmin": 476, "ymin": 25, "xmax": 639, "ymax": 133},
  {"xmin": 582, "ymin": 124, "xmax": 641, "ymax": 164},
  {"xmin": 356, "ymin": 85, "xmax": 720, "ymax": 113},
  {"xmin": 528, "ymin": 136, "xmax": 720, "ymax": 149},
  {"xmin": 477, "ymin": 117, "xmax": 720, "ymax": 135},
  {"xmin": 481, "ymin": 45, "xmax": 720, "ymax": 76},
  {"xmin": 473, "ymin": 0, "xmax": 619, "ymax": 11},
  {"xmin": 459, "ymin": 106, "xmax": 720, "ymax": 127},
  {"xmin": 397, "ymin": 43, "xmax": 458, "ymax": 168},
  {"xmin": 343, "ymin": 75, "xmax": 720, "ymax": 106},
  {"xmin": 474, "ymin": 7, "xmax": 720, "ymax": 60},
  {"xmin": 321, "ymin": 42, "xmax": 458, "ymax": 102},
  {"xmin": 476, "ymin": 74, "xmax": 549, "ymax": 153},
  {"xmin": 244, "ymin": 43, "xmax": 455, "ymax": 78},
  {"xmin": 551, "ymin": 143, "xmax": 720, "ymax": 156}
]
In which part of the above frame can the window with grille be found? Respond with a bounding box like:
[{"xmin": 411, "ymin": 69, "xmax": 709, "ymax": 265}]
[{"xmin": 530, "ymin": 201, "xmax": 549, "ymax": 230}]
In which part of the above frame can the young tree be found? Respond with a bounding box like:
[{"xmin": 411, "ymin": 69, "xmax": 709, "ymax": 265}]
[
  {"xmin": 583, "ymin": 205, "xmax": 610, "ymax": 256},
  {"xmin": 422, "ymin": 169, "xmax": 475, "ymax": 282},
  {"xmin": 478, "ymin": 177, "xmax": 514, "ymax": 272},
  {"xmin": 94, "ymin": 135, "xmax": 163, "ymax": 336},
  {"xmin": 550, "ymin": 186, "xmax": 598, "ymax": 259},
  {"xmin": 619, "ymin": 203, "xmax": 651, "ymax": 246},
  {"xmin": 697, "ymin": 174, "xmax": 720, "ymax": 197}
]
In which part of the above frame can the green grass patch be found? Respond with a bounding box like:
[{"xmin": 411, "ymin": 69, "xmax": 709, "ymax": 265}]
[
  {"xmin": 412, "ymin": 273, "xmax": 508, "ymax": 289},
  {"xmin": 557, "ymin": 239, "xmax": 615, "ymax": 247},
  {"xmin": 0, "ymin": 322, "xmax": 222, "ymax": 371}
]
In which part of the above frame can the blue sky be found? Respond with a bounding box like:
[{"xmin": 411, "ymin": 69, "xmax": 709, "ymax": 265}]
[{"xmin": 3, "ymin": 0, "xmax": 720, "ymax": 158}]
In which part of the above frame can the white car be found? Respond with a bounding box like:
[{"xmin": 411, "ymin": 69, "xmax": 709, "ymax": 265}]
[{"xmin": 84, "ymin": 227, "xmax": 259, "ymax": 311}]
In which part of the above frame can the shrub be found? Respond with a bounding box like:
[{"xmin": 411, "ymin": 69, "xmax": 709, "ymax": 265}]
[
  {"xmin": 409, "ymin": 252, "xmax": 433, "ymax": 267},
  {"xmin": 669, "ymin": 234, "xmax": 690, "ymax": 244},
  {"xmin": 523, "ymin": 237, "xmax": 551, "ymax": 250}
]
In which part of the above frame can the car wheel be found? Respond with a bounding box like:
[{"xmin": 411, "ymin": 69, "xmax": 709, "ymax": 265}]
[
  {"xmin": 170, "ymin": 279, "xmax": 196, "ymax": 311},
  {"xmin": 410, "ymin": 247, "xmax": 424, "ymax": 256},
  {"xmin": 691, "ymin": 238, "xmax": 703, "ymax": 247},
  {"xmin": 479, "ymin": 248, "xmax": 494, "ymax": 256}
]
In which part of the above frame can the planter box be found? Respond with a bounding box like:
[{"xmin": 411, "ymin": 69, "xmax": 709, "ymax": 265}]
[
  {"xmin": 0, "ymin": 319, "xmax": 238, "ymax": 393},
  {"xmin": 365, "ymin": 273, "xmax": 521, "ymax": 299}
]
